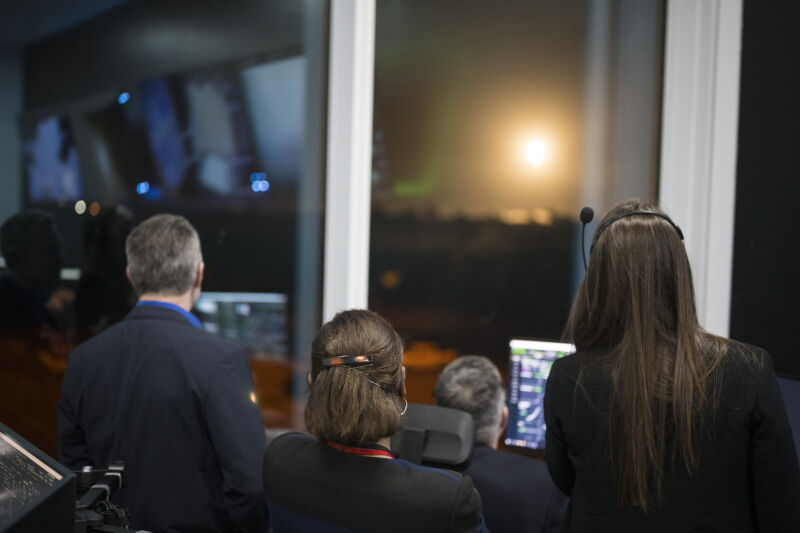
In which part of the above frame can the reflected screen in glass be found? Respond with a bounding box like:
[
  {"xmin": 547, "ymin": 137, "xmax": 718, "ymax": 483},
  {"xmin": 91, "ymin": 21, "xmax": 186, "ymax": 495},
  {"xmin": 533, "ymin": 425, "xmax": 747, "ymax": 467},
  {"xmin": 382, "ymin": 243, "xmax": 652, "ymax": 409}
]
[{"xmin": 194, "ymin": 292, "xmax": 289, "ymax": 361}]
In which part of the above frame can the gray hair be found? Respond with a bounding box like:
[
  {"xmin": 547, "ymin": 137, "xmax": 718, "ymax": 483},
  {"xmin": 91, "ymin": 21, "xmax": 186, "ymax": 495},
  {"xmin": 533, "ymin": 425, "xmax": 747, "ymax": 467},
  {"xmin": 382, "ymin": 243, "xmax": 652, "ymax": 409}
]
[
  {"xmin": 125, "ymin": 214, "xmax": 202, "ymax": 296},
  {"xmin": 434, "ymin": 355, "xmax": 506, "ymax": 446}
]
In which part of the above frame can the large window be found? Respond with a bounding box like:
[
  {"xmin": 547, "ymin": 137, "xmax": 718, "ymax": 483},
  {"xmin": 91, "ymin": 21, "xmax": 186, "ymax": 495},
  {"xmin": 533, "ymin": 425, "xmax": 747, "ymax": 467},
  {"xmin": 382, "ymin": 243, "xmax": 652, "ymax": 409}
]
[
  {"xmin": 0, "ymin": 1, "xmax": 328, "ymax": 453},
  {"xmin": 370, "ymin": 0, "xmax": 666, "ymax": 393},
  {"xmin": 0, "ymin": 0, "xmax": 747, "ymax": 452}
]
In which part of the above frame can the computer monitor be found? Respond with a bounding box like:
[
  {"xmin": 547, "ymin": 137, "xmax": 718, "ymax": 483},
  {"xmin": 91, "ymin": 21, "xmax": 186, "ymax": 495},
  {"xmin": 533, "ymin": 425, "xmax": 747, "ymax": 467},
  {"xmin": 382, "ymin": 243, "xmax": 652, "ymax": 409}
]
[
  {"xmin": 0, "ymin": 423, "xmax": 75, "ymax": 533},
  {"xmin": 22, "ymin": 116, "xmax": 84, "ymax": 203},
  {"xmin": 504, "ymin": 338, "xmax": 575, "ymax": 450},
  {"xmin": 194, "ymin": 292, "xmax": 289, "ymax": 361}
]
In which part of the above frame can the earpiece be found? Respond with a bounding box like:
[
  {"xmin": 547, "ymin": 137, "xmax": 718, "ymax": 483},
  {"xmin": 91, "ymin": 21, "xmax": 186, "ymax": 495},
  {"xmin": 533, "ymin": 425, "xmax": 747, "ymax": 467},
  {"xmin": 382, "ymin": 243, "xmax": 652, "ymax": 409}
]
[{"xmin": 580, "ymin": 207, "xmax": 594, "ymax": 271}]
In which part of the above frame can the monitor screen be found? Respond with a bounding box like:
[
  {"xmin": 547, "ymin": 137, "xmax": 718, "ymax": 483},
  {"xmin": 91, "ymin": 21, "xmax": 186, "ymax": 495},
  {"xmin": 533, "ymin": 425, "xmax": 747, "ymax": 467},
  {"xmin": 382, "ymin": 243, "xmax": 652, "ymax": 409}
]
[
  {"xmin": 0, "ymin": 423, "xmax": 74, "ymax": 531},
  {"xmin": 23, "ymin": 116, "xmax": 83, "ymax": 203},
  {"xmin": 194, "ymin": 292, "xmax": 289, "ymax": 361},
  {"xmin": 79, "ymin": 54, "xmax": 305, "ymax": 203},
  {"xmin": 504, "ymin": 338, "xmax": 575, "ymax": 450}
]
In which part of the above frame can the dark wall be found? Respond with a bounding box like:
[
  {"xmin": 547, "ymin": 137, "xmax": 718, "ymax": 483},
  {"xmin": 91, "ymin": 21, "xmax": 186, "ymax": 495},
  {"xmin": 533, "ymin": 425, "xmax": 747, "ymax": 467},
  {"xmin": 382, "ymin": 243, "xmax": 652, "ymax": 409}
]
[
  {"xmin": 24, "ymin": 0, "xmax": 303, "ymax": 109},
  {"xmin": 730, "ymin": 0, "xmax": 800, "ymax": 378}
]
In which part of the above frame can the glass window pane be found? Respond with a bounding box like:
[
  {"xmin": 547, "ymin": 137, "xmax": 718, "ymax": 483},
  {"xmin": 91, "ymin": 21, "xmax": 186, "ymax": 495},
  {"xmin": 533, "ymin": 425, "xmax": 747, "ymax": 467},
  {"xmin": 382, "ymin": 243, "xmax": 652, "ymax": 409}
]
[
  {"xmin": 371, "ymin": 0, "xmax": 665, "ymax": 400},
  {"xmin": 0, "ymin": 1, "xmax": 328, "ymax": 456}
]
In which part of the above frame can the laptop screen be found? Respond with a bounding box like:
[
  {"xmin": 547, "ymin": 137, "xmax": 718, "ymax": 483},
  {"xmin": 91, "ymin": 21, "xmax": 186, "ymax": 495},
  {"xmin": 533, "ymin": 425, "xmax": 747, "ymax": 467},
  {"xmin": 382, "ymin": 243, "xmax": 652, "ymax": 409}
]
[
  {"xmin": 0, "ymin": 423, "xmax": 75, "ymax": 530},
  {"xmin": 504, "ymin": 338, "xmax": 575, "ymax": 450}
]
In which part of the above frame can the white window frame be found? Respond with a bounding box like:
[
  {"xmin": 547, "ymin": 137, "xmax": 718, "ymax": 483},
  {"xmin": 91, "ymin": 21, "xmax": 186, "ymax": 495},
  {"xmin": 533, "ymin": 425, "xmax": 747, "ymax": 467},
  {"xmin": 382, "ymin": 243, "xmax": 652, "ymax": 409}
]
[
  {"xmin": 659, "ymin": 0, "xmax": 742, "ymax": 336},
  {"xmin": 322, "ymin": 0, "xmax": 375, "ymax": 321},
  {"xmin": 323, "ymin": 0, "xmax": 744, "ymax": 337}
]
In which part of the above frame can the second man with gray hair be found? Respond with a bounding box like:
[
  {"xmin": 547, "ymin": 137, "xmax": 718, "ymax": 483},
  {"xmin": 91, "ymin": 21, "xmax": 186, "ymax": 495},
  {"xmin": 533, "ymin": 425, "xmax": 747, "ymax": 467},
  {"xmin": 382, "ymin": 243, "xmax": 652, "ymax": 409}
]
[{"xmin": 434, "ymin": 355, "xmax": 567, "ymax": 533}]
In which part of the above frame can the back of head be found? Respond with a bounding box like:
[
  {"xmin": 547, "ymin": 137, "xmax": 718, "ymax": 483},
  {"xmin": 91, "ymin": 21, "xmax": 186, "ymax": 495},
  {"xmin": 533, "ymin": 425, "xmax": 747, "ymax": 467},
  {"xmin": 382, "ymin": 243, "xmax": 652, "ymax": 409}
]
[
  {"xmin": 125, "ymin": 214, "xmax": 202, "ymax": 296},
  {"xmin": 568, "ymin": 198, "xmax": 726, "ymax": 511},
  {"xmin": 82, "ymin": 205, "xmax": 136, "ymax": 277},
  {"xmin": 305, "ymin": 309, "xmax": 405, "ymax": 447},
  {"xmin": 571, "ymin": 198, "xmax": 697, "ymax": 351},
  {"xmin": 0, "ymin": 210, "xmax": 63, "ymax": 291},
  {"xmin": 434, "ymin": 355, "xmax": 505, "ymax": 447}
]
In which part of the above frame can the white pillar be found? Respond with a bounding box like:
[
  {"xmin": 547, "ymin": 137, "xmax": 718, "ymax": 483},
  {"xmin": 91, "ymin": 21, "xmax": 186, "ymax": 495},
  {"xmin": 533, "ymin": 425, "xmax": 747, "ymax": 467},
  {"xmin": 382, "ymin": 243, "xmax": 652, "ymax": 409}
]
[
  {"xmin": 659, "ymin": 0, "xmax": 743, "ymax": 336},
  {"xmin": 323, "ymin": 0, "xmax": 376, "ymax": 321}
]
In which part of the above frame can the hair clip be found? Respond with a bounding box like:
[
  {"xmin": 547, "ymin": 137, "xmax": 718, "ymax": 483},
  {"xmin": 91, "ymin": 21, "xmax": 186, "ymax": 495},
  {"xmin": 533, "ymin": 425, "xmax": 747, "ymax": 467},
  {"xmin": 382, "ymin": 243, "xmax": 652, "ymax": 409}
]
[{"xmin": 321, "ymin": 355, "xmax": 373, "ymax": 367}]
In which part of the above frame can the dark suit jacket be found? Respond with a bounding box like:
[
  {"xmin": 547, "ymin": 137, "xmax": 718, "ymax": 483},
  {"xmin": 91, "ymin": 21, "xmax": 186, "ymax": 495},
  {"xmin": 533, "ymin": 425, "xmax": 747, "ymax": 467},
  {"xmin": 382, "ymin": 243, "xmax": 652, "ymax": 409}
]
[
  {"xmin": 263, "ymin": 432, "xmax": 488, "ymax": 533},
  {"xmin": 544, "ymin": 345, "xmax": 800, "ymax": 532},
  {"xmin": 58, "ymin": 304, "xmax": 269, "ymax": 533},
  {"xmin": 465, "ymin": 443, "xmax": 567, "ymax": 533}
]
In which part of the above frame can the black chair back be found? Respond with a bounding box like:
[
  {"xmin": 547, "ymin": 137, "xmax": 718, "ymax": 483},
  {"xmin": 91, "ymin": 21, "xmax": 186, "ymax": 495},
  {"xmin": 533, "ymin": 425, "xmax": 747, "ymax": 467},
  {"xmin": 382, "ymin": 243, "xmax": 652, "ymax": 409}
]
[{"xmin": 390, "ymin": 403, "xmax": 475, "ymax": 471}]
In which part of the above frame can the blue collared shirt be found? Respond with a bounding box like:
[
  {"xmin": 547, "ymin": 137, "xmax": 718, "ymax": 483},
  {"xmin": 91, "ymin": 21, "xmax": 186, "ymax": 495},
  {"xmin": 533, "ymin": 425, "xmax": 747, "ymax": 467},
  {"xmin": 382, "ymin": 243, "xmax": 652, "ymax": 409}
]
[{"xmin": 136, "ymin": 300, "xmax": 202, "ymax": 329}]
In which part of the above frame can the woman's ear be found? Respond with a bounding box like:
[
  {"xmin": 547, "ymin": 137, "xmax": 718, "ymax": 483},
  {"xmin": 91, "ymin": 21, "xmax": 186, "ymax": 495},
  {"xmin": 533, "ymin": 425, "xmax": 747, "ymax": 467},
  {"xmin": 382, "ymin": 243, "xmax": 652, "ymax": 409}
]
[
  {"xmin": 306, "ymin": 373, "xmax": 312, "ymax": 388},
  {"xmin": 399, "ymin": 365, "xmax": 407, "ymax": 397}
]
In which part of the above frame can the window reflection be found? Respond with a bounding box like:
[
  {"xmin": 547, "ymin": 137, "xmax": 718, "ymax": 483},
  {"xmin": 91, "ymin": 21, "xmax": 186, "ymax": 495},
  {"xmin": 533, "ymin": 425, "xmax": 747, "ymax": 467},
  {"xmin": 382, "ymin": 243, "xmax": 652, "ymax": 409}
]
[
  {"xmin": 371, "ymin": 0, "xmax": 665, "ymax": 403},
  {"xmin": 0, "ymin": 1, "xmax": 328, "ymax": 454}
]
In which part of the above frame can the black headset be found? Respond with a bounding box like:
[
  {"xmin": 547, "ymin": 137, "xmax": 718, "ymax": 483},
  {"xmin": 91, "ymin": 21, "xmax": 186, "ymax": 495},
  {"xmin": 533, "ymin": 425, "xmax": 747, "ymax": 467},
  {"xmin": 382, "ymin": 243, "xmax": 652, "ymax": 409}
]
[{"xmin": 580, "ymin": 207, "xmax": 684, "ymax": 270}]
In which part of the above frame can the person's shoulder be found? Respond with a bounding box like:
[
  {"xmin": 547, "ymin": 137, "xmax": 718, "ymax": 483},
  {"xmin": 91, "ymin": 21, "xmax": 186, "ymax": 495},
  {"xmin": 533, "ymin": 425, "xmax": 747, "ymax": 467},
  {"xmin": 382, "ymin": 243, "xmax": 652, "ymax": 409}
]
[
  {"xmin": 62, "ymin": 320, "xmax": 131, "ymax": 391},
  {"xmin": 551, "ymin": 351, "xmax": 580, "ymax": 374},
  {"xmin": 139, "ymin": 311, "xmax": 246, "ymax": 362},
  {"xmin": 548, "ymin": 352, "xmax": 581, "ymax": 390},
  {"xmin": 718, "ymin": 340, "xmax": 771, "ymax": 383},
  {"xmin": 263, "ymin": 434, "xmax": 327, "ymax": 497},
  {"xmin": 475, "ymin": 446, "xmax": 551, "ymax": 481},
  {"xmin": 72, "ymin": 309, "xmax": 245, "ymax": 369},
  {"xmin": 723, "ymin": 339, "xmax": 767, "ymax": 359},
  {"xmin": 389, "ymin": 458, "xmax": 466, "ymax": 489},
  {"xmin": 387, "ymin": 460, "xmax": 481, "ymax": 525},
  {"xmin": 69, "ymin": 316, "xmax": 130, "ymax": 361},
  {"xmin": 495, "ymin": 447, "xmax": 548, "ymax": 468},
  {"xmin": 267, "ymin": 432, "xmax": 316, "ymax": 454},
  {"xmin": 182, "ymin": 325, "xmax": 241, "ymax": 352},
  {"xmin": 264, "ymin": 433, "xmax": 321, "ymax": 470}
]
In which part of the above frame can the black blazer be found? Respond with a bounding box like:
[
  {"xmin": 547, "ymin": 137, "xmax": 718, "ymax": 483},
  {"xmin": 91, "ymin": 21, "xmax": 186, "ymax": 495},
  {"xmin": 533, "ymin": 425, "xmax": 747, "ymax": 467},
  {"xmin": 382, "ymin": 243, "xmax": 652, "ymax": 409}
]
[
  {"xmin": 544, "ymin": 345, "xmax": 800, "ymax": 532},
  {"xmin": 263, "ymin": 432, "xmax": 488, "ymax": 533},
  {"xmin": 464, "ymin": 443, "xmax": 567, "ymax": 533},
  {"xmin": 58, "ymin": 304, "xmax": 269, "ymax": 533}
]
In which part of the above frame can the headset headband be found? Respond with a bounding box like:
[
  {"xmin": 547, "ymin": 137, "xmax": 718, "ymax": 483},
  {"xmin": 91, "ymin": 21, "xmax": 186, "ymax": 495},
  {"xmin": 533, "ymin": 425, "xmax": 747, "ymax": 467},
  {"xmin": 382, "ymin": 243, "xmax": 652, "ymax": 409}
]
[{"xmin": 590, "ymin": 211, "xmax": 684, "ymax": 252}]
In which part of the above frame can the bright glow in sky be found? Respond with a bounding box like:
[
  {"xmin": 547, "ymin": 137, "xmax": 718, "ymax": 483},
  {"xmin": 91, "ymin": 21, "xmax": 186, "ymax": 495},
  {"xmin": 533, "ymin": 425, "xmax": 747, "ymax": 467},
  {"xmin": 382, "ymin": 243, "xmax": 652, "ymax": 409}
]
[{"xmin": 524, "ymin": 139, "xmax": 546, "ymax": 167}]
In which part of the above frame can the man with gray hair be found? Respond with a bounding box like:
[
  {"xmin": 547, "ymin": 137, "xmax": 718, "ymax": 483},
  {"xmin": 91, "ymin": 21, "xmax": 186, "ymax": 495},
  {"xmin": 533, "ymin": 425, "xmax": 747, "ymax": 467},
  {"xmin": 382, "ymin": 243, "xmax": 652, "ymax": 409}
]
[
  {"xmin": 434, "ymin": 355, "xmax": 566, "ymax": 533},
  {"xmin": 58, "ymin": 214, "xmax": 269, "ymax": 532}
]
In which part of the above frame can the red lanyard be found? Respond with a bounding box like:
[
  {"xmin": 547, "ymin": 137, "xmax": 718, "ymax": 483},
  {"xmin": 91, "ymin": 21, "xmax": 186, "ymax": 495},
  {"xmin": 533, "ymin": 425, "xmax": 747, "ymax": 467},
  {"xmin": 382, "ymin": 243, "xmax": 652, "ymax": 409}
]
[{"xmin": 327, "ymin": 442, "xmax": 395, "ymax": 459}]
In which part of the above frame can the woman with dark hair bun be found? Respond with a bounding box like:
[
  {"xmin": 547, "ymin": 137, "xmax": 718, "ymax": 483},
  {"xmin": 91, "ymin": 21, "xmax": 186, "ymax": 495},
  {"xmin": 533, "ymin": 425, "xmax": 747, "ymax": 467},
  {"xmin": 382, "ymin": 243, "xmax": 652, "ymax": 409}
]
[
  {"xmin": 545, "ymin": 199, "xmax": 800, "ymax": 531},
  {"xmin": 263, "ymin": 309, "xmax": 487, "ymax": 533}
]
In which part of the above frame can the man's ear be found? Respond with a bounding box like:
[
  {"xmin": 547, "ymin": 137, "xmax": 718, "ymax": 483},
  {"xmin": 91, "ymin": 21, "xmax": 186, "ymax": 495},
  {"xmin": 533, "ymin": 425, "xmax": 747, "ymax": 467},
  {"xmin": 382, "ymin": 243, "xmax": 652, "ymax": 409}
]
[
  {"xmin": 495, "ymin": 405, "xmax": 509, "ymax": 449},
  {"xmin": 194, "ymin": 262, "xmax": 205, "ymax": 289},
  {"xmin": 125, "ymin": 266, "xmax": 132, "ymax": 282}
]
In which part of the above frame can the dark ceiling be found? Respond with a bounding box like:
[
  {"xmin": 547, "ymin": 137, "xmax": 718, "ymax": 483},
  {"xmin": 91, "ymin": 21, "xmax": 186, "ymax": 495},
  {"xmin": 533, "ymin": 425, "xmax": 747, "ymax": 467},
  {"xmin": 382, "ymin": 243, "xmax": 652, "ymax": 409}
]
[{"xmin": 0, "ymin": 0, "xmax": 129, "ymax": 46}]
